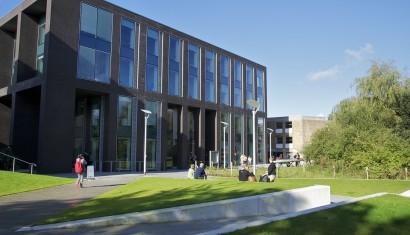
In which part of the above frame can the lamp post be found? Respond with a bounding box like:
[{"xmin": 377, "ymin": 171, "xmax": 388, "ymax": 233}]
[
  {"xmin": 141, "ymin": 109, "xmax": 151, "ymax": 175},
  {"xmin": 267, "ymin": 128, "xmax": 273, "ymax": 159},
  {"xmin": 246, "ymin": 99, "xmax": 259, "ymax": 174},
  {"xmin": 221, "ymin": 121, "xmax": 228, "ymax": 169}
]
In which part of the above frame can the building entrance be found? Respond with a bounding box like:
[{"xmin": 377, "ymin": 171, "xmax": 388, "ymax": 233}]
[{"xmin": 74, "ymin": 94, "xmax": 103, "ymax": 171}]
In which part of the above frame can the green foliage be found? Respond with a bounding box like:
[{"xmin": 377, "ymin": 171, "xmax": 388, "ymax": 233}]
[{"xmin": 304, "ymin": 61, "xmax": 410, "ymax": 179}]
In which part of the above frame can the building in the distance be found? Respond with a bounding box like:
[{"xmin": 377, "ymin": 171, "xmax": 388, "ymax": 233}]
[
  {"xmin": 266, "ymin": 116, "xmax": 327, "ymax": 160},
  {"xmin": 0, "ymin": 0, "xmax": 267, "ymax": 173}
]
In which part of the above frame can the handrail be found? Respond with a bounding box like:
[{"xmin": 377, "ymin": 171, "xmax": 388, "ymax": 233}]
[{"xmin": 0, "ymin": 152, "xmax": 37, "ymax": 174}]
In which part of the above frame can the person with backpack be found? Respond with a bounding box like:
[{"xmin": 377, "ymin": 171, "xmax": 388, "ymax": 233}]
[{"xmin": 74, "ymin": 154, "xmax": 87, "ymax": 188}]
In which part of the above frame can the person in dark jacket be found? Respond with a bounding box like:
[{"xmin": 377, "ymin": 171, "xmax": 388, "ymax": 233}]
[
  {"xmin": 267, "ymin": 156, "xmax": 277, "ymax": 182},
  {"xmin": 194, "ymin": 163, "xmax": 207, "ymax": 179}
]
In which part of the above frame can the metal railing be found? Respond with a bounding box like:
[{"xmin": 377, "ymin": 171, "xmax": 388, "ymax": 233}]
[{"xmin": 0, "ymin": 152, "xmax": 37, "ymax": 174}]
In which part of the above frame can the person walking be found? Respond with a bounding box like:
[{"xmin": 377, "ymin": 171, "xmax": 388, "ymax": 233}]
[{"xmin": 74, "ymin": 154, "xmax": 87, "ymax": 188}]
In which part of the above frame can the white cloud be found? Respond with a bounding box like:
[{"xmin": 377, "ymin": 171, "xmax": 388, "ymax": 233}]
[
  {"xmin": 308, "ymin": 65, "xmax": 340, "ymax": 81},
  {"xmin": 345, "ymin": 43, "xmax": 374, "ymax": 62},
  {"xmin": 307, "ymin": 43, "xmax": 374, "ymax": 82}
]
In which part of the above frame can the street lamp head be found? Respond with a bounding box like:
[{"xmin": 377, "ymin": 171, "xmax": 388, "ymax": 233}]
[
  {"xmin": 221, "ymin": 121, "xmax": 228, "ymax": 127},
  {"xmin": 141, "ymin": 109, "xmax": 152, "ymax": 115},
  {"xmin": 246, "ymin": 99, "xmax": 259, "ymax": 111},
  {"xmin": 267, "ymin": 128, "xmax": 273, "ymax": 133}
]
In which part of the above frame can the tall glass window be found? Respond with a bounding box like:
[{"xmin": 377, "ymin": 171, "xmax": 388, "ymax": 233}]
[
  {"xmin": 119, "ymin": 18, "xmax": 136, "ymax": 87},
  {"xmin": 220, "ymin": 55, "xmax": 230, "ymax": 105},
  {"xmin": 247, "ymin": 116, "xmax": 253, "ymax": 156},
  {"xmin": 117, "ymin": 96, "xmax": 133, "ymax": 171},
  {"xmin": 205, "ymin": 49, "xmax": 216, "ymax": 102},
  {"xmin": 78, "ymin": 3, "xmax": 112, "ymax": 83},
  {"xmin": 90, "ymin": 97, "xmax": 101, "ymax": 169},
  {"xmin": 146, "ymin": 28, "xmax": 160, "ymax": 92},
  {"xmin": 246, "ymin": 65, "xmax": 254, "ymax": 109},
  {"xmin": 257, "ymin": 69, "xmax": 264, "ymax": 112},
  {"xmin": 37, "ymin": 16, "xmax": 45, "ymax": 73},
  {"xmin": 168, "ymin": 36, "xmax": 181, "ymax": 96},
  {"xmin": 234, "ymin": 114, "xmax": 243, "ymax": 165},
  {"xmin": 188, "ymin": 44, "xmax": 199, "ymax": 99},
  {"xmin": 257, "ymin": 117, "xmax": 265, "ymax": 164},
  {"xmin": 221, "ymin": 112, "xmax": 230, "ymax": 164},
  {"xmin": 234, "ymin": 60, "xmax": 242, "ymax": 107},
  {"xmin": 167, "ymin": 108, "xmax": 179, "ymax": 168},
  {"xmin": 145, "ymin": 100, "xmax": 159, "ymax": 170}
]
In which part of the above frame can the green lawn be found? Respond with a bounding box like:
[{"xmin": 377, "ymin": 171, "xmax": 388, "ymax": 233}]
[
  {"xmin": 0, "ymin": 170, "xmax": 73, "ymax": 196},
  {"xmin": 41, "ymin": 177, "xmax": 409, "ymax": 225},
  {"xmin": 227, "ymin": 194, "xmax": 410, "ymax": 235}
]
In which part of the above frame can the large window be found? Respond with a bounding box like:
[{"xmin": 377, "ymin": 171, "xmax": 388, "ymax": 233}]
[
  {"xmin": 220, "ymin": 55, "xmax": 230, "ymax": 105},
  {"xmin": 234, "ymin": 114, "xmax": 243, "ymax": 165},
  {"xmin": 37, "ymin": 16, "xmax": 45, "ymax": 73},
  {"xmin": 205, "ymin": 49, "xmax": 216, "ymax": 103},
  {"xmin": 221, "ymin": 112, "xmax": 230, "ymax": 165},
  {"xmin": 146, "ymin": 28, "xmax": 160, "ymax": 92},
  {"xmin": 78, "ymin": 3, "xmax": 112, "ymax": 83},
  {"xmin": 188, "ymin": 44, "xmax": 199, "ymax": 100},
  {"xmin": 168, "ymin": 36, "xmax": 181, "ymax": 96},
  {"xmin": 119, "ymin": 18, "xmax": 136, "ymax": 87},
  {"xmin": 257, "ymin": 69, "xmax": 264, "ymax": 112},
  {"xmin": 257, "ymin": 117, "xmax": 265, "ymax": 164},
  {"xmin": 247, "ymin": 116, "xmax": 253, "ymax": 156},
  {"xmin": 145, "ymin": 100, "xmax": 159, "ymax": 170},
  {"xmin": 234, "ymin": 60, "xmax": 242, "ymax": 107},
  {"xmin": 246, "ymin": 65, "xmax": 254, "ymax": 109},
  {"xmin": 117, "ymin": 96, "xmax": 133, "ymax": 170}
]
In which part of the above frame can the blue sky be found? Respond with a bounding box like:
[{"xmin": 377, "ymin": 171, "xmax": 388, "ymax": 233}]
[{"xmin": 1, "ymin": 0, "xmax": 409, "ymax": 118}]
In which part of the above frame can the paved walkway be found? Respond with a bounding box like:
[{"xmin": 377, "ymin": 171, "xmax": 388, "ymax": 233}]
[{"xmin": 0, "ymin": 172, "xmax": 353, "ymax": 235}]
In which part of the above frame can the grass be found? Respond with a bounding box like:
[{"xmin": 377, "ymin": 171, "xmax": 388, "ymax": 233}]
[
  {"xmin": 40, "ymin": 177, "xmax": 410, "ymax": 225},
  {"xmin": 226, "ymin": 194, "xmax": 410, "ymax": 235},
  {"xmin": 0, "ymin": 170, "xmax": 73, "ymax": 196}
]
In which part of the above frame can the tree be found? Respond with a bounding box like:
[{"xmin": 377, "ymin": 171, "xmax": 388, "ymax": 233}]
[{"xmin": 304, "ymin": 61, "xmax": 410, "ymax": 179}]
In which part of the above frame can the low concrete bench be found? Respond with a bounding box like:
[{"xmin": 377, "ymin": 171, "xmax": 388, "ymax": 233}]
[{"xmin": 19, "ymin": 185, "xmax": 330, "ymax": 231}]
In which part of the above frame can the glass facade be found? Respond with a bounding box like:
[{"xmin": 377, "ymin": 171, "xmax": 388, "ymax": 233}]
[
  {"xmin": 146, "ymin": 28, "xmax": 160, "ymax": 92},
  {"xmin": 119, "ymin": 18, "xmax": 136, "ymax": 87},
  {"xmin": 234, "ymin": 60, "xmax": 242, "ymax": 107},
  {"xmin": 117, "ymin": 96, "xmax": 133, "ymax": 170},
  {"xmin": 234, "ymin": 114, "xmax": 242, "ymax": 165},
  {"xmin": 78, "ymin": 3, "xmax": 112, "ymax": 83},
  {"xmin": 247, "ymin": 116, "xmax": 253, "ymax": 156},
  {"xmin": 257, "ymin": 69, "xmax": 264, "ymax": 112},
  {"xmin": 220, "ymin": 55, "xmax": 230, "ymax": 105},
  {"xmin": 37, "ymin": 16, "xmax": 45, "ymax": 73},
  {"xmin": 188, "ymin": 44, "xmax": 199, "ymax": 99},
  {"xmin": 246, "ymin": 65, "xmax": 254, "ymax": 109},
  {"xmin": 167, "ymin": 108, "xmax": 178, "ymax": 168},
  {"xmin": 205, "ymin": 49, "xmax": 216, "ymax": 103},
  {"xmin": 145, "ymin": 100, "xmax": 159, "ymax": 170},
  {"xmin": 257, "ymin": 117, "xmax": 265, "ymax": 163},
  {"xmin": 221, "ymin": 112, "xmax": 230, "ymax": 165},
  {"xmin": 168, "ymin": 36, "xmax": 181, "ymax": 96}
]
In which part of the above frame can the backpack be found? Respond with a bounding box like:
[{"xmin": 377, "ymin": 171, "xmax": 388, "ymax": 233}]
[{"xmin": 75, "ymin": 160, "xmax": 83, "ymax": 174}]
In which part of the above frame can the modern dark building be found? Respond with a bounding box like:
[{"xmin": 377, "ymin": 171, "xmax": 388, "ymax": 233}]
[{"xmin": 0, "ymin": 0, "xmax": 267, "ymax": 173}]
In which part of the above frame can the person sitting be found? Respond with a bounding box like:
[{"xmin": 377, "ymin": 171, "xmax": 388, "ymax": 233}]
[
  {"xmin": 194, "ymin": 163, "xmax": 207, "ymax": 179},
  {"xmin": 267, "ymin": 156, "xmax": 277, "ymax": 182},
  {"xmin": 187, "ymin": 164, "xmax": 195, "ymax": 179},
  {"xmin": 238, "ymin": 165, "xmax": 254, "ymax": 181}
]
